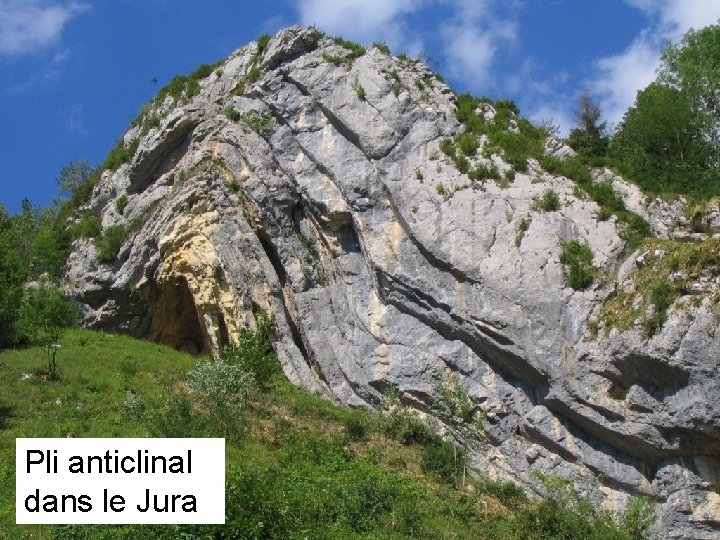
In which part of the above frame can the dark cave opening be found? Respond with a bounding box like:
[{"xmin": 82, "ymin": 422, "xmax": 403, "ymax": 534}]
[{"xmin": 144, "ymin": 276, "xmax": 212, "ymax": 355}]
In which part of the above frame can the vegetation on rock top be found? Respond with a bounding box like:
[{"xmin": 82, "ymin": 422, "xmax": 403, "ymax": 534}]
[{"xmin": 595, "ymin": 237, "xmax": 720, "ymax": 335}]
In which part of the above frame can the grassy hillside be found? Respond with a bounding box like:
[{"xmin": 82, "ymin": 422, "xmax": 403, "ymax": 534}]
[{"xmin": 0, "ymin": 330, "xmax": 650, "ymax": 539}]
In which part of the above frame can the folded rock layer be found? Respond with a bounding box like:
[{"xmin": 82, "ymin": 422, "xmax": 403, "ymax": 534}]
[{"xmin": 65, "ymin": 27, "xmax": 720, "ymax": 539}]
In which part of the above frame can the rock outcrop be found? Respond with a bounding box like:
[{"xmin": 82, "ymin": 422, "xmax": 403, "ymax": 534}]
[{"xmin": 65, "ymin": 27, "xmax": 720, "ymax": 538}]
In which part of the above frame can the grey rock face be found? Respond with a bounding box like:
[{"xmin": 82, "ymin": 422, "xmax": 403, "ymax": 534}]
[{"xmin": 64, "ymin": 26, "xmax": 720, "ymax": 538}]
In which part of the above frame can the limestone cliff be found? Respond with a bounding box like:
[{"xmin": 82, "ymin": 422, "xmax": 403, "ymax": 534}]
[{"xmin": 65, "ymin": 27, "xmax": 720, "ymax": 539}]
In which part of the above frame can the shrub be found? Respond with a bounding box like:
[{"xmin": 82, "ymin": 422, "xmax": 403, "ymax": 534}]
[
  {"xmin": 436, "ymin": 183, "xmax": 450, "ymax": 199},
  {"xmin": 123, "ymin": 390, "xmax": 145, "ymax": 419},
  {"xmin": 246, "ymin": 65, "xmax": 262, "ymax": 84},
  {"xmin": 187, "ymin": 359, "xmax": 254, "ymax": 439},
  {"xmin": 388, "ymin": 69, "xmax": 403, "ymax": 96},
  {"xmin": 477, "ymin": 478, "xmax": 527, "ymax": 507},
  {"xmin": 453, "ymin": 154, "xmax": 470, "ymax": 174},
  {"xmin": 540, "ymin": 155, "xmax": 593, "ymax": 185},
  {"xmin": 220, "ymin": 312, "xmax": 277, "ymax": 390},
  {"xmin": 588, "ymin": 181, "xmax": 625, "ymax": 212},
  {"xmin": 539, "ymin": 155, "xmax": 649, "ymax": 247},
  {"xmin": 515, "ymin": 217, "xmax": 531, "ymax": 247},
  {"xmin": 533, "ymin": 189, "xmax": 561, "ymax": 212},
  {"xmin": 495, "ymin": 98, "xmax": 520, "ymax": 115},
  {"xmin": 345, "ymin": 416, "xmax": 369, "ymax": 441},
  {"xmin": 142, "ymin": 114, "xmax": 161, "ymax": 134},
  {"xmin": 241, "ymin": 111, "xmax": 272, "ymax": 137},
  {"xmin": 156, "ymin": 76, "xmax": 189, "ymax": 103},
  {"xmin": 596, "ymin": 206, "xmax": 614, "ymax": 221},
  {"xmin": 55, "ymin": 159, "xmax": 94, "ymax": 201},
  {"xmin": 70, "ymin": 213, "xmax": 101, "ymax": 239},
  {"xmin": 146, "ymin": 60, "xmax": 221, "ymax": 110},
  {"xmin": 641, "ymin": 280, "xmax": 676, "ymax": 334},
  {"xmin": 650, "ymin": 281, "xmax": 675, "ymax": 311},
  {"xmin": 231, "ymin": 81, "xmax": 245, "ymax": 96},
  {"xmin": 223, "ymin": 107, "xmax": 241, "ymax": 122},
  {"xmin": 189, "ymin": 63, "xmax": 217, "ymax": 80},
  {"xmin": 322, "ymin": 37, "xmax": 365, "ymax": 68},
  {"xmin": 468, "ymin": 163, "xmax": 499, "ymax": 182},
  {"xmin": 332, "ymin": 36, "xmax": 366, "ymax": 57},
  {"xmin": 256, "ymin": 33, "xmax": 271, "ymax": 57},
  {"xmin": 381, "ymin": 410, "xmax": 432, "ymax": 445},
  {"xmin": 421, "ymin": 438, "xmax": 462, "ymax": 484},
  {"xmin": 115, "ymin": 195, "xmax": 128, "ymax": 215},
  {"xmin": 381, "ymin": 390, "xmax": 433, "ymax": 445},
  {"xmin": 439, "ymin": 138, "xmax": 456, "ymax": 158},
  {"xmin": 353, "ymin": 77, "xmax": 366, "ymax": 101},
  {"xmin": 452, "ymin": 93, "xmax": 546, "ymax": 176},
  {"xmin": 456, "ymin": 132, "xmax": 479, "ymax": 156},
  {"xmin": 186, "ymin": 79, "xmax": 201, "ymax": 99},
  {"xmin": 373, "ymin": 41, "xmax": 390, "ymax": 54},
  {"xmin": 617, "ymin": 211, "xmax": 651, "ymax": 248},
  {"xmin": 621, "ymin": 496, "xmax": 657, "ymax": 539},
  {"xmin": 95, "ymin": 225, "xmax": 127, "ymax": 264},
  {"xmin": 322, "ymin": 53, "xmax": 353, "ymax": 67},
  {"xmin": 102, "ymin": 138, "xmax": 139, "ymax": 172},
  {"xmin": 560, "ymin": 240, "xmax": 595, "ymax": 290},
  {"xmin": 149, "ymin": 395, "xmax": 209, "ymax": 438}
]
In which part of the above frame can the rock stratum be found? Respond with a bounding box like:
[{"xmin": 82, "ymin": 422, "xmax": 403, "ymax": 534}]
[{"xmin": 65, "ymin": 27, "xmax": 720, "ymax": 538}]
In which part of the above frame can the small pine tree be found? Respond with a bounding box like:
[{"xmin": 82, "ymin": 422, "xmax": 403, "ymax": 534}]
[{"xmin": 567, "ymin": 89, "xmax": 609, "ymax": 159}]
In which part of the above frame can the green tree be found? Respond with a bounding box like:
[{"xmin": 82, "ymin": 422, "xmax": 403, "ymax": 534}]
[
  {"xmin": 0, "ymin": 204, "xmax": 27, "ymax": 349},
  {"xmin": 611, "ymin": 83, "xmax": 715, "ymax": 196},
  {"xmin": 659, "ymin": 23, "xmax": 720, "ymax": 152},
  {"xmin": 56, "ymin": 160, "xmax": 94, "ymax": 201},
  {"xmin": 31, "ymin": 206, "xmax": 70, "ymax": 279},
  {"xmin": 14, "ymin": 199, "xmax": 38, "ymax": 270},
  {"xmin": 5, "ymin": 199, "xmax": 70, "ymax": 281},
  {"xmin": 567, "ymin": 89, "xmax": 609, "ymax": 160},
  {"xmin": 15, "ymin": 286, "xmax": 80, "ymax": 379},
  {"xmin": 612, "ymin": 24, "xmax": 720, "ymax": 198}
]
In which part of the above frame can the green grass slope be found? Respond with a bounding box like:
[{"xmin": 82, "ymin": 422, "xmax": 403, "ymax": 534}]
[{"xmin": 0, "ymin": 330, "xmax": 649, "ymax": 539}]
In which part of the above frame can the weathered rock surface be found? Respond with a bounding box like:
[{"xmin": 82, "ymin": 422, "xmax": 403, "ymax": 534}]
[{"xmin": 64, "ymin": 27, "xmax": 720, "ymax": 538}]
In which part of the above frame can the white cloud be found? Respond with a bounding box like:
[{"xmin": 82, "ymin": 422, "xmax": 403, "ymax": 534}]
[
  {"xmin": 592, "ymin": 0, "xmax": 720, "ymax": 126},
  {"xmin": 295, "ymin": 0, "xmax": 425, "ymax": 53},
  {"xmin": 626, "ymin": 0, "xmax": 720, "ymax": 39},
  {"xmin": 63, "ymin": 103, "xmax": 86, "ymax": 134},
  {"xmin": 622, "ymin": 0, "xmax": 657, "ymax": 16},
  {"xmin": 441, "ymin": 25, "xmax": 495, "ymax": 85},
  {"xmin": 529, "ymin": 103, "xmax": 574, "ymax": 137},
  {"xmin": 593, "ymin": 31, "xmax": 660, "ymax": 127},
  {"xmin": 659, "ymin": 0, "xmax": 720, "ymax": 40},
  {"xmin": 295, "ymin": 0, "xmax": 517, "ymax": 87},
  {"xmin": 439, "ymin": 1, "xmax": 517, "ymax": 91},
  {"xmin": 512, "ymin": 62, "xmax": 574, "ymax": 136},
  {"xmin": 0, "ymin": 0, "xmax": 88, "ymax": 56}
]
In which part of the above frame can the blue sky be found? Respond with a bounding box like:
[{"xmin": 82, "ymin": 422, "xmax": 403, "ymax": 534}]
[{"xmin": 1, "ymin": 0, "xmax": 719, "ymax": 213}]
